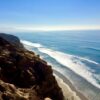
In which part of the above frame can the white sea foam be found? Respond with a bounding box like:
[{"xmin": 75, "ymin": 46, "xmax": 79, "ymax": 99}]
[
  {"xmin": 74, "ymin": 56, "xmax": 99, "ymax": 65},
  {"xmin": 38, "ymin": 48, "xmax": 100, "ymax": 88},
  {"xmin": 21, "ymin": 40, "xmax": 99, "ymax": 65},
  {"xmin": 21, "ymin": 40, "xmax": 100, "ymax": 89},
  {"xmin": 21, "ymin": 40, "xmax": 43, "ymax": 48}
]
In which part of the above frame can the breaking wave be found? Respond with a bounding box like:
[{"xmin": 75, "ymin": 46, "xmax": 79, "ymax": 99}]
[
  {"xmin": 21, "ymin": 40, "xmax": 43, "ymax": 48},
  {"xmin": 21, "ymin": 40, "xmax": 100, "ymax": 89}
]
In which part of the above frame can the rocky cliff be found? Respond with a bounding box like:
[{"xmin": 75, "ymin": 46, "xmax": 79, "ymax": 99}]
[
  {"xmin": 0, "ymin": 33, "xmax": 24, "ymax": 48},
  {"xmin": 0, "ymin": 33, "xmax": 64, "ymax": 100}
]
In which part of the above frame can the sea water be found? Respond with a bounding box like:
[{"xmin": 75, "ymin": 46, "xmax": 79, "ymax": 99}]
[{"xmin": 11, "ymin": 30, "xmax": 100, "ymax": 100}]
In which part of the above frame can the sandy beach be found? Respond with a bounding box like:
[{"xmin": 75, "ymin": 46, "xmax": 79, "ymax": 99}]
[{"xmin": 53, "ymin": 70, "xmax": 88, "ymax": 100}]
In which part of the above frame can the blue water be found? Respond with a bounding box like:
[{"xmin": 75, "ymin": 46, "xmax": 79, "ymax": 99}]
[{"xmin": 11, "ymin": 30, "xmax": 100, "ymax": 100}]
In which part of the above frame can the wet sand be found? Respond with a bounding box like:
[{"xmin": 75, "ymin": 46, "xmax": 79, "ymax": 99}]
[{"xmin": 53, "ymin": 70, "xmax": 88, "ymax": 100}]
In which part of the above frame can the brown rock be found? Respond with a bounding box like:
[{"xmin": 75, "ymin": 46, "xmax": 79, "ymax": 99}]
[{"xmin": 0, "ymin": 33, "xmax": 64, "ymax": 100}]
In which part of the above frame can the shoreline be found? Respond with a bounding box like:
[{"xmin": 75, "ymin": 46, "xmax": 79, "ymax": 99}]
[{"xmin": 53, "ymin": 69, "xmax": 88, "ymax": 100}]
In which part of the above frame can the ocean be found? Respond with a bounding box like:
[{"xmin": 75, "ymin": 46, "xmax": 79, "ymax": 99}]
[{"xmin": 11, "ymin": 30, "xmax": 100, "ymax": 100}]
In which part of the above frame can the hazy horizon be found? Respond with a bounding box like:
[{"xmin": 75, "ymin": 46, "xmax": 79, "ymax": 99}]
[{"xmin": 0, "ymin": 0, "xmax": 100, "ymax": 32}]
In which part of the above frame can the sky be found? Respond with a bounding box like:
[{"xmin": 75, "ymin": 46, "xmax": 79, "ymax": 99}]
[{"xmin": 0, "ymin": 0, "xmax": 100, "ymax": 32}]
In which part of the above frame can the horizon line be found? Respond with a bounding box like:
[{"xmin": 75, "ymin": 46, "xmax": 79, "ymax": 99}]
[{"xmin": 0, "ymin": 25, "xmax": 100, "ymax": 32}]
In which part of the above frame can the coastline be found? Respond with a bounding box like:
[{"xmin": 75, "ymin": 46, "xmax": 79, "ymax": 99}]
[{"xmin": 53, "ymin": 70, "xmax": 88, "ymax": 100}]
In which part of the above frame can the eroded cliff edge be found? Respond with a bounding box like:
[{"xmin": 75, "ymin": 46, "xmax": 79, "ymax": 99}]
[{"xmin": 0, "ymin": 33, "xmax": 64, "ymax": 100}]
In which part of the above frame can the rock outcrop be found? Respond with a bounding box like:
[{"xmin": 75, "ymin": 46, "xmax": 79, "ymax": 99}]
[
  {"xmin": 0, "ymin": 33, "xmax": 64, "ymax": 100},
  {"xmin": 0, "ymin": 33, "xmax": 24, "ymax": 48}
]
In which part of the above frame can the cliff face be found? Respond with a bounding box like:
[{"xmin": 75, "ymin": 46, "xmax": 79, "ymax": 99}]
[{"xmin": 0, "ymin": 33, "xmax": 64, "ymax": 100}]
